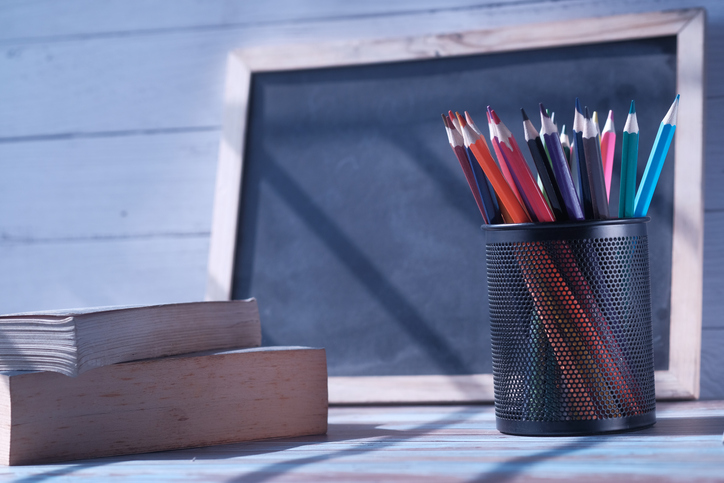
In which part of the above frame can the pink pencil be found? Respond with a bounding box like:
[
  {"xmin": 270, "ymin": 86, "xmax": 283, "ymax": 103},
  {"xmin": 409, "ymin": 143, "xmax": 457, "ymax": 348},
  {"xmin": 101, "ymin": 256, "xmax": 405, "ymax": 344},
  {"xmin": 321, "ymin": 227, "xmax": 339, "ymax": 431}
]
[{"xmin": 600, "ymin": 110, "xmax": 616, "ymax": 201}]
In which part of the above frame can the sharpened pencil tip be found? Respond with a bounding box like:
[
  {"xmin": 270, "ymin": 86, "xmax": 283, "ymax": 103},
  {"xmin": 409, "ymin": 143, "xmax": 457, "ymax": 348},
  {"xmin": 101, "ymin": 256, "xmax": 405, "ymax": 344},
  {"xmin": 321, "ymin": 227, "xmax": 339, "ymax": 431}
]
[
  {"xmin": 629, "ymin": 100, "xmax": 636, "ymax": 114},
  {"xmin": 539, "ymin": 103, "xmax": 549, "ymax": 118},
  {"xmin": 456, "ymin": 111, "xmax": 467, "ymax": 127},
  {"xmin": 521, "ymin": 108, "xmax": 529, "ymax": 121},
  {"xmin": 607, "ymin": 110, "xmax": 613, "ymax": 122},
  {"xmin": 441, "ymin": 113, "xmax": 448, "ymax": 127},
  {"xmin": 561, "ymin": 124, "xmax": 567, "ymax": 135},
  {"xmin": 584, "ymin": 106, "xmax": 590, "ymax": 119},
  {"xmin": 488, "ymin": 107, "xmax": 501, "ymax": 124},
  {"xmin": 575, "ymin": 97, "xmax": 583, "ymax": 114}
]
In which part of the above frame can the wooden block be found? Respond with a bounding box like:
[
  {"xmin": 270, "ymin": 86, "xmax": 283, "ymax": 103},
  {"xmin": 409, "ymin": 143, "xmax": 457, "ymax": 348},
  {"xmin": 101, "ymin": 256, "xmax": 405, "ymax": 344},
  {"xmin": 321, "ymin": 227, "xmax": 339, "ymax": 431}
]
[{"xmin": 0, "ymin": 346, "xmax": 328, "ymax": 465}]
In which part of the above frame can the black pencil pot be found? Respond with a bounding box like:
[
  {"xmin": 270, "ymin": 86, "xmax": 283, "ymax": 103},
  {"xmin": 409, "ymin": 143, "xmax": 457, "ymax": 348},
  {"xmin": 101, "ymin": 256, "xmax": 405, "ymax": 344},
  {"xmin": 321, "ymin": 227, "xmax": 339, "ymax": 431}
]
[{"xmin": 483, "ymin": 218, "xmax": 656, "ymax": 436}]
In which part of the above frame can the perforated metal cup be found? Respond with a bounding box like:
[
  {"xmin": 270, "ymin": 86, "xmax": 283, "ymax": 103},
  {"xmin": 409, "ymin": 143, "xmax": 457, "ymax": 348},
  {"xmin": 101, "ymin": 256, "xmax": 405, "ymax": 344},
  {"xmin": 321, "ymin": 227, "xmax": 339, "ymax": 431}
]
[{"xmin": 484, "ymin": 218, "xmax": 656, "ymax": 435}]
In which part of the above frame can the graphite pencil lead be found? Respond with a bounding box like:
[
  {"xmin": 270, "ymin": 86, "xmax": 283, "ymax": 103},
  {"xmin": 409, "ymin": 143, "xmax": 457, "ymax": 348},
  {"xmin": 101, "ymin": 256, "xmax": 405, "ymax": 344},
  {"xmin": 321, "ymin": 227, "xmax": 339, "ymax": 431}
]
[{"xmin": 521, "ymin": 108, "xmax": 530, "ymax": 122}]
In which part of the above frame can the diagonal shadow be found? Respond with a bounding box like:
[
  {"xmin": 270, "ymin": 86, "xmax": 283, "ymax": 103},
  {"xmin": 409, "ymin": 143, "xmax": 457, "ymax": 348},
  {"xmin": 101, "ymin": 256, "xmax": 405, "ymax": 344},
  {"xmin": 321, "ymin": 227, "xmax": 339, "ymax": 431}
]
[
  {"xmin": 470, "ymin": 438, "xmax": 604, "ymax": 483},
  {"xmin": 259, "ymin": 153, "xmax": 472, "ymax": 375},
  {"xmin": 225, "ymin": 406, "xmax": 488, "ymax": 483}
]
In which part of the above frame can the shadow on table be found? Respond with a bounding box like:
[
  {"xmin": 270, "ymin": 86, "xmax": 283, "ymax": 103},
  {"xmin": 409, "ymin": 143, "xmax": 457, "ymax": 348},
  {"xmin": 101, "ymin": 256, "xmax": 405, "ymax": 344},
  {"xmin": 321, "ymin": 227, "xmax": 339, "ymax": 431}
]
[{"xmin": 13, "ymin": 413, "xmax": 724, "ymax": 483}]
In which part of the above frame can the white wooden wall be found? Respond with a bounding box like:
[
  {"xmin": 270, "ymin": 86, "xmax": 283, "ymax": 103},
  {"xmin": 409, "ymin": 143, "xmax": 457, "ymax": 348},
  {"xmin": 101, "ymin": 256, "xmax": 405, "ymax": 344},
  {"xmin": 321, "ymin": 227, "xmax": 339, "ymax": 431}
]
[{"xmin": 1, "ymin": 0, "xmax": 721, "ymax": 398}]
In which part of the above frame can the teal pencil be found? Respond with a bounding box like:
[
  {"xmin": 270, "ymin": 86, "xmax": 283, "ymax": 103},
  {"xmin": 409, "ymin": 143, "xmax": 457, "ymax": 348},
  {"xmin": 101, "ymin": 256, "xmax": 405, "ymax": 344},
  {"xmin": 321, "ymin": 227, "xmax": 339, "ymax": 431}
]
[
  {"xmin": 633, "ymin": 95, "xmax": 680, "ymax": 217},
  {"xmin": 619, "ymin": 101, "xmax": 639, "ymax": 218}
]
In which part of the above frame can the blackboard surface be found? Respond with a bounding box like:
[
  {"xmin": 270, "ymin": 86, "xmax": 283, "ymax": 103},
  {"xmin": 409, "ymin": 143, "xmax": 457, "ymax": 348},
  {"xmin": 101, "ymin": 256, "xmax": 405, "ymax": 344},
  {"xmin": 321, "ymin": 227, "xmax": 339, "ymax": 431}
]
[{"xmin": 232, "ymin": 36, "xmax": 677, "ymax": 376}]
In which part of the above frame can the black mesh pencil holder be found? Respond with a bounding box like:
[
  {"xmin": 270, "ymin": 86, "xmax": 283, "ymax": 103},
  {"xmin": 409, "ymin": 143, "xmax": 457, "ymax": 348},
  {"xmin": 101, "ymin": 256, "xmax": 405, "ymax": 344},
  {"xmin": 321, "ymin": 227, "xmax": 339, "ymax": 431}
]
[{"xmin": 484, "ymin": 218, "xmax": 656, "ymax": 436}]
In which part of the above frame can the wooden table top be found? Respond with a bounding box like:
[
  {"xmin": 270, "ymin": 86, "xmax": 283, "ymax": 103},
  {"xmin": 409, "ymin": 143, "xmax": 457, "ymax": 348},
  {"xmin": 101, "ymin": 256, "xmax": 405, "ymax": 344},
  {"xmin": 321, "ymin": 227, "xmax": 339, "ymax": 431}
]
[{"xmin": 3, "ymin": 401, "xmax": 723, "ymax": 482}]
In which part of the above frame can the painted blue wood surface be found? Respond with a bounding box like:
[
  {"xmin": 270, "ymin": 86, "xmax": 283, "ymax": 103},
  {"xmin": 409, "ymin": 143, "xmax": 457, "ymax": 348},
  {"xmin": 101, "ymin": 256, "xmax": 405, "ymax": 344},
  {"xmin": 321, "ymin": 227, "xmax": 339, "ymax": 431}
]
[
  {"xmin": 1, "ymin": 403, "xmax": 723, "ymax": 481},
  {"xmin": 0, "ymin": 0, "xmax": 722, "ymax": 397}
]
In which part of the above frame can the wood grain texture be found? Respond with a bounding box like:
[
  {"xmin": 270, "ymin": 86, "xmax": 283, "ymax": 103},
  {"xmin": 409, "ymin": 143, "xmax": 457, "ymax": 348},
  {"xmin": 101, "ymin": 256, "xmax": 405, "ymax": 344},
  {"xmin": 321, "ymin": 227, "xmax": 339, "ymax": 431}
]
[
  {"xmin": 668, "ymin": 8, "xmax": 705, "ymax": 399},
  {"xmin": 3, "ymin": 346, "xmax": 328, "ymax": 465},
  {"xmin": 0, "ymin": 237, "xmax": 210, "ymax": 314},
  {"xmin": 0, "ymin": 402, "xmax": 722, "ymax": 480},
  {"xmin": 0, "ymin": 131, "xmax": 219, "ymax": 239},
  {"xmin": 0, "ymin": 1, "xmax": 722, "ymax": 139}
]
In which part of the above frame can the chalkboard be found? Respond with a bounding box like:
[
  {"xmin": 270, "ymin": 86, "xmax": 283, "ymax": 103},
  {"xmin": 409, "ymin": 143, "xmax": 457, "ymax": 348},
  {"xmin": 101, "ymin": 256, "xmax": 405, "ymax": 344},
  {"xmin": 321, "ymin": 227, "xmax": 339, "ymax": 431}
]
[{"xmin": 207, "ymin": 9, "xmax": 705, "ymax": 402}]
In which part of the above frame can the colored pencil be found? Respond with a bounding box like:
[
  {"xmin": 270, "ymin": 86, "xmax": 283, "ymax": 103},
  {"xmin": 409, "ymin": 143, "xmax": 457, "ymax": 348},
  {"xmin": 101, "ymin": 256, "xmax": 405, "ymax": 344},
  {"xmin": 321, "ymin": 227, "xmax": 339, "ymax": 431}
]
[
  {"xmin": 600, "ymin": 110, "xmax": 616, "ymax": 202},
  {"xmin": 455, "ymin": 112, "xmax": 503, "ymax": 224},
  {"xmin": 486, "ymin": 111, "xmax": 525, "ymax": 209},
  {"xmin": 634, "ymin": 95, "xmax": 680, "ymax": 217},
  {"xmin": 592, "ymin": 110, "xmax": 601, "ymax": 144},
  {"xmin": 461, "ymin": 113, "xmax": 531, "ymax": 224},
  {"xmin": 573, "ymin": 98, "xmax": 594, "ymax": 219},
  {"xmin": 488, "ymin": 107, "xmax": 554, "ymax": 223},
  {"xmin": 539, "ymin": 105, "xmax": 584, "ymax": 221},
  {"xmin": 560, "ymin": 125, "xmax": 571, "ymax": 166},
  {"xmin": 582, "ymin": 107, "xmax": 609, "ymax": 219},
  {"xmin": 442, "ymin": 114, "xmax": 490, "ymax": 223},
  {"xmin": 521, "ymin": 108, "xmax": 567, "ymax": 221},
  {"xmin": 619, "ymin": 101, "xmax": 639, "ymax": 218}
]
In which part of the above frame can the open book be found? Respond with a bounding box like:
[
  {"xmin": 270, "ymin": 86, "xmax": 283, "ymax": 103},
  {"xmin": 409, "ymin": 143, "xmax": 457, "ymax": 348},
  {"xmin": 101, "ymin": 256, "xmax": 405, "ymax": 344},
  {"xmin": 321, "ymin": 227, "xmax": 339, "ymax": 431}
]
[{"xmin": 0, "ymin": 300, "xmax": 261, "ymax": 376}]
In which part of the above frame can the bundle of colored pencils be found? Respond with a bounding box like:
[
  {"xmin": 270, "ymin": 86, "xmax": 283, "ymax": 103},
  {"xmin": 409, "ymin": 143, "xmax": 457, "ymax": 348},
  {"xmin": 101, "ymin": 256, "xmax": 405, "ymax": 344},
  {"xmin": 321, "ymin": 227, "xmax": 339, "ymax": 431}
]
[
  {"xmin": 443, "ymin": 98, "xmax": 678, "ymax": 419},
  {"xmin": 441, "ymin": 95, "xmax": 679, "ymax": 224}
]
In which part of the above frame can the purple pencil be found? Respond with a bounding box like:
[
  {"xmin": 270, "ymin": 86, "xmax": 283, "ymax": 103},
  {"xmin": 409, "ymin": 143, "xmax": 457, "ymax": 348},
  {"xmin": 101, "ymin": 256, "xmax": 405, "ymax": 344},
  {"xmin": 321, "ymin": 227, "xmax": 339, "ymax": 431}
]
[{"xmin": 539, "ymin": 104, "xmax": 584, "ymax": 221}]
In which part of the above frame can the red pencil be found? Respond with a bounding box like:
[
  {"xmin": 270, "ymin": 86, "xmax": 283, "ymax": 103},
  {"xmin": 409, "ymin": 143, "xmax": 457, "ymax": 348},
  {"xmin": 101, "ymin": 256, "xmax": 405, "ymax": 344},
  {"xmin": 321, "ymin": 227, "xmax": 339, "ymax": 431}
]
[
  {"xmin": 441, "ymin": 114, "xmax": 489, "ymax": 222},
  {"xmin": 488, "ymin": 107, "xmax": 555, "ymax": 223},
  {"xmin": 486, "ymin": 111, "xmax": 525, "ymax": 209}
]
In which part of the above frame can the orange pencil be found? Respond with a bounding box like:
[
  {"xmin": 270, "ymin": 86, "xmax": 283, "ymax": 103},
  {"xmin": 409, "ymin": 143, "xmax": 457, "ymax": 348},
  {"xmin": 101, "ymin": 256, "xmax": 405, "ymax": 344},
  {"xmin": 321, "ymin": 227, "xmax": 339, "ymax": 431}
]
[{"xmin": 461, "ymin": 113, "xmax": 531, "ymax": 224}]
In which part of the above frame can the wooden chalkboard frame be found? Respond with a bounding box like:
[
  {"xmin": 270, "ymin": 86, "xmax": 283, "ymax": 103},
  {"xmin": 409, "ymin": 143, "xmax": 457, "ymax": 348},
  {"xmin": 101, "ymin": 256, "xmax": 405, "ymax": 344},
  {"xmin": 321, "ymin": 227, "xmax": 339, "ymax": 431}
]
[{"xmin": 207, "ymin": 8, "xmax": 705, "ymax": 403}]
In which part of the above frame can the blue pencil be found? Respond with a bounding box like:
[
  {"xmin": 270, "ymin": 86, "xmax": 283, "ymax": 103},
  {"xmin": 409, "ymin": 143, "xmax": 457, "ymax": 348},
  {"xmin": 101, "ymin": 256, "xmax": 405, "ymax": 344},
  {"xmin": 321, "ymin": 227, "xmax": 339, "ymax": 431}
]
[
  {"xmin": 633, "ymin": 95, "xmax": 680, "ymax": 217},
  {"xmin": 573, "ymin": 98, "xmax": 594, "ymax": 219},
  {"xmin": 539, "ymin": 104, "xmax": 584, "ymax": 221}
]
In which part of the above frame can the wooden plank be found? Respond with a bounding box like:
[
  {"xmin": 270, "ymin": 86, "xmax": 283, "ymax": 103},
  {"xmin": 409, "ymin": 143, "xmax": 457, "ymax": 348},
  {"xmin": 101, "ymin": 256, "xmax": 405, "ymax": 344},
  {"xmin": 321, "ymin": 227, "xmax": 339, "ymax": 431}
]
[
  {"xmin": 0, "ymin": 0, "xmax": 534, "ymax": 41},
  {"xmin": 0, "ymin": 130, "xmax": 219, "ymax": 239},
  {"xmin": 206, "ymin": 52, "xmax": 251, "ymax": 301},
  {"xmin": 0, "ymin": 403, "xmax": 722, "ymax": 480},
  {"xmin": 0, "ymin": 236, "xmax": 209, "ymax": 315},
  {"xmin": 667, "ymin": 8, "xmax": 705, "ymax": 400},
  {"xmin": 0, "ymin": 0, "xmax": 721, "ymax": 138}
]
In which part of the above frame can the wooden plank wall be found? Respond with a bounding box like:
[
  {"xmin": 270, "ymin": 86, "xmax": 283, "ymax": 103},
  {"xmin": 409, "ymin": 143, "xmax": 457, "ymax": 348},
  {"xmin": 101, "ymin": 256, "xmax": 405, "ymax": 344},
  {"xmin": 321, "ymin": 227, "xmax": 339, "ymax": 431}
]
[{"xmin": 0, "ymin": 0, "xmax": 721, "ymax": 398}]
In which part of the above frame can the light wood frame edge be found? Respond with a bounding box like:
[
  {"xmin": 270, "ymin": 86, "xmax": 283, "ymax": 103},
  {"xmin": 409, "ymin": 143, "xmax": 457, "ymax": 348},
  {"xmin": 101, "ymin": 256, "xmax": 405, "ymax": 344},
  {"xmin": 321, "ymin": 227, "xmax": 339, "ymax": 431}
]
[{"xmin": 206, "ymin": 8, "xmax": 706, "ymax": 403}]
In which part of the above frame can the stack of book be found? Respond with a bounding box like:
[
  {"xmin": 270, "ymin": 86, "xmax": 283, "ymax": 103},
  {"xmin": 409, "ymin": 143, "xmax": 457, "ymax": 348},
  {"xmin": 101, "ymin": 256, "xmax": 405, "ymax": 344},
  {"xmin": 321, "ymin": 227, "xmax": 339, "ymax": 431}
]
[{"xmin": 0, "ymin": 300, "xmax": 328, "ymax": 465}]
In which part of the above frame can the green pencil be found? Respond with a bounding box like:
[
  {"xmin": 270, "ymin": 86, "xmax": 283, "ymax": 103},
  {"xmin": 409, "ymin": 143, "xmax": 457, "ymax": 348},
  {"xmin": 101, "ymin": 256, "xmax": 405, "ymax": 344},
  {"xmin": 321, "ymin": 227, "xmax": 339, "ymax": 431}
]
[{"xmin": 619, "ymin": 101, "xmax": 639, "ymax": 218}]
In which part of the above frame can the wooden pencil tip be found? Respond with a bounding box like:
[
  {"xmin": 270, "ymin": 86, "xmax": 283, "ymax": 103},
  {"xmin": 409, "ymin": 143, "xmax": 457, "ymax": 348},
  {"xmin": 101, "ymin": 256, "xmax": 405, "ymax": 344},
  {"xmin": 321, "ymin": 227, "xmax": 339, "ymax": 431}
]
[
  {"xmin": 584, "ymin": 106, "xmax": 590, "ymax": 119},
  {"xmin": 629, "ymin": 100, "xmax": 636, "ymax": 114},
  {"xmin": 575, "ymin": 97, "xmax": 583, "ymax": 114},
  {"xmin": 607, "ymin": 109, "xmax": 614, "ymax": 122},
  {"xmin": 488, "ymin": 107, "xmax": 501, "ymax": 124},
  {"xmin": 441, "ymin": 113, "xmax": 451, "ymax": 128},
  {"xmin": 520, "ymin": 108, "xmax": 529, "ymax": 121},
  {"xmin": 538, "ymin": 103, "xmax": 548, "ymax": 118},
  {"xmin": 456, "ymin": 111, "xmax": 467, "ymax": 127},
  {"xmin": 464, "ymin": 111, "xmax": 475, "ymax": 126}
]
